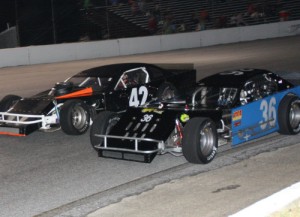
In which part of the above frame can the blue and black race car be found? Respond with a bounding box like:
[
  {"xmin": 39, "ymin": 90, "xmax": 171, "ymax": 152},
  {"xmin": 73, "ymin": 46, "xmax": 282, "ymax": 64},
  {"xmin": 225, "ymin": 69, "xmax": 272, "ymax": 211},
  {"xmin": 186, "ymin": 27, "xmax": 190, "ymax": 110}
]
[
  {"xmin": 0, "ymin": 63, "xmax": 195, "ymax": 136},
  {"xmin": 90, "ymin": 69, "xmax": 300, "ymax": 163}
]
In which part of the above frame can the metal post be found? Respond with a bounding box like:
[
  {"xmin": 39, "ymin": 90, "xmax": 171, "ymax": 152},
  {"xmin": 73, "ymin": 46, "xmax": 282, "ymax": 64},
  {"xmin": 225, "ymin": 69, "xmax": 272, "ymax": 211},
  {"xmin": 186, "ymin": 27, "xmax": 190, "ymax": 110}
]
[
  {"xmin": 105, "ymin": 0, "xmax": 110, "ymax": 39},
  {"xmin": 51, "ymin": 0, "xmax": 57, "ymax": 44},
  {"xmin": 14, "ymin": 0, "xmax": 20, "ymax": 46}
]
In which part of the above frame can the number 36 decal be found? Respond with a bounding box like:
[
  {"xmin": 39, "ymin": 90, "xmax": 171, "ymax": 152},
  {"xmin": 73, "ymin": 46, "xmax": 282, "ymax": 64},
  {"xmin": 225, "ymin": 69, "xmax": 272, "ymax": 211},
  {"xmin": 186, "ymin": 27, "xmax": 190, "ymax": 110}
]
[
  {"xmin": 129, "ymin": 86, "xmax": 149, "ymax": 107},
  {"xmin": 260, "ymin": 97, "xmax": 277, "ymax": 130}
]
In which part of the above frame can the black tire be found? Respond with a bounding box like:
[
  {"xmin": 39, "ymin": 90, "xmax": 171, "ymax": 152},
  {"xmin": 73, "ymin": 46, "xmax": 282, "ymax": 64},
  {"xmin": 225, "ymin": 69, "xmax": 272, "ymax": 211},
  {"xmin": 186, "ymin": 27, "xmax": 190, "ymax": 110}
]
[
  {"xmin": 278, "ymin": 95, "xmax": 300, "ymax": 135},
  {"xmin": 90, "ymin": 111, "xmax": 120, "ymax": 150},
  {"xmin": 60, "ymin": 99, "xmax": 90, "ymax": 135},
  {"xmin": 182, "ymin": 117, "xmax": 218, "ymax": 164},
  {"xmin": 156, "ymin": 83, "xmax": 178, "ymax": 101},
  {"xmin": 89, "ymin": 106, "xmax": 97, "ymax": 121},
  {"xmin": 0, "ymin": 95, "xmax": 21, "ymax": 112}
]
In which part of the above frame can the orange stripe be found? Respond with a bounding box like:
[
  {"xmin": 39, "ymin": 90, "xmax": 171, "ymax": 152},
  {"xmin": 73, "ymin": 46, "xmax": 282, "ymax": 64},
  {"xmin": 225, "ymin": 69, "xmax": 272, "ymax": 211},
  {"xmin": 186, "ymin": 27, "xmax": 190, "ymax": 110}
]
[
  {"xmin": 55, "ymin": 87, "xmax": 93, "ymax": 100},
  {"xmin": 0, "ymin": 132, "xmax": 26, "ymax": 136}
]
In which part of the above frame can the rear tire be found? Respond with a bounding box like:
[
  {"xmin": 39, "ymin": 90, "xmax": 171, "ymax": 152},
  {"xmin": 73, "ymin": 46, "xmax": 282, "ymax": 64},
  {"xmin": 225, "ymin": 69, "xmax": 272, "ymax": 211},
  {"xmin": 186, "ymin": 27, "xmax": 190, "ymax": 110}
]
[
  {"xmin": 90, "ymin": 111, "xmax": 120, "ymax": 150},
  {"xmin": 182, "ymin": 117, "xmax": 218, "ymax": 164},
  {"xmin": 278, "ymin": 95, "xmax": 300, "ymax": 135},
  {"xmin": 0, "ymin": 95, "xmax": 21, "ymax": 112},
  {"xmin": 60, "ymin": 99, "xmax": 90, "ymax": 135}
]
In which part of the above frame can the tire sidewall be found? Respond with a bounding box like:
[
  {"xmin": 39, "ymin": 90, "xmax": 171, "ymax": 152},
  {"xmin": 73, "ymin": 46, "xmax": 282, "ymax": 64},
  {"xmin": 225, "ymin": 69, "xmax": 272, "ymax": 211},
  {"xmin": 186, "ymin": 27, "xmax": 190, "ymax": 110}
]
[
  {"xmin": 90, "ymin": 111, "xmax": 119, "ymax": 150},
  {"xmin": 182, "ymin": 117, "xmax": 218, "ymax": 164},
  {"xmin": 60, "ymin": 99, "xmax": 90, "ymax": 135},
  {"xmin": 278, "ymin": 95, "xmax": 300, "ymax": 135}
]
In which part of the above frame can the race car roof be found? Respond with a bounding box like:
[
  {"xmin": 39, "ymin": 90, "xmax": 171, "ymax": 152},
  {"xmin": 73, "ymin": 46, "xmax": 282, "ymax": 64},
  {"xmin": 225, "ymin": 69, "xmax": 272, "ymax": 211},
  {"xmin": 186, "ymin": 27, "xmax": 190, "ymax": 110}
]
[
  {"xmin": 73, "ymin": 63, "xmax": 166, "ymax": 78},
  {"xmin": 198, "ymin": 69, "xmax": 274, "ymax": 88}
]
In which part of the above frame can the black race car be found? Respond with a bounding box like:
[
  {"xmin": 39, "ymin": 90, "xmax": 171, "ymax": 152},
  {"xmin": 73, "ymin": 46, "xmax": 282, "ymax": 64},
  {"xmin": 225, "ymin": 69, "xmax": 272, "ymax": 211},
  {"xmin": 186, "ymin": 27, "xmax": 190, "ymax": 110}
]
[
  {"xmin": 90, "ymin": 69, "xmax": 300, "ymax": 164},
  {"xmin": 0, "ymin": 63, "xmax": 195, "ymax": 136}
]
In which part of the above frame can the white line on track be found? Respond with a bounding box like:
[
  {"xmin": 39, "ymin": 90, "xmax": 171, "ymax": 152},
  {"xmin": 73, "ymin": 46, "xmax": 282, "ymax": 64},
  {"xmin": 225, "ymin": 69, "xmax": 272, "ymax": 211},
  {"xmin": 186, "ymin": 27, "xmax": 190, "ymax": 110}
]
[{"xmin": 229, "ymin": 182, "xmax": 300, "ymax": 217}]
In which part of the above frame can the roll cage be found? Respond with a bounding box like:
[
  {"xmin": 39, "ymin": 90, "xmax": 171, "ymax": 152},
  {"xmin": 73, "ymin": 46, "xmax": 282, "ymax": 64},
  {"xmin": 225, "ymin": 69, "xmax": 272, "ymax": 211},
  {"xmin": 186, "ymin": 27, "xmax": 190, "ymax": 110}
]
[{"xmin": 114, "ymin": 67, "xmax": 150, "ymax": 90}]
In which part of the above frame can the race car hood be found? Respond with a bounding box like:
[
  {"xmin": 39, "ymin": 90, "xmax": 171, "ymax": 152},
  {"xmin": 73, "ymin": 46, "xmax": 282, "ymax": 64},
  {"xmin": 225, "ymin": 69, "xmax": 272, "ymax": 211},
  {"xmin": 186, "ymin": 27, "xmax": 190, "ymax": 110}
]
[
  {"xmin": 106, "ymin": 107, "xmax": 222, "ymax": 151},
  {"xmin": 7, "ymin": 97, "xmax": 55, "ymax": 115},
  {"xmin": 98, "ymin": 107, "xmax": 182, "ymax": 162},
  {"xmin": 110, "ymin": 107, "xmax": 179, "ymax": 143}
]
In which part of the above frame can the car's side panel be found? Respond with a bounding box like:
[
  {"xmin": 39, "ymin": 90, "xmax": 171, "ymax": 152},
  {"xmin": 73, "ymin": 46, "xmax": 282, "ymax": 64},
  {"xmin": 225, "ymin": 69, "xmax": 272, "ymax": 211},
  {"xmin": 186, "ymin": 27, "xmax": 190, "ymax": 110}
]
[
  {"xmin": 231, "ymin": 86, "xmax": 300, "ymax": 145},
  {"xmin": 105, "ymin": 85, "xmax": 157, "ymax": 111},
  {"xmin": 105, "ymin": 67, "xmax": 195, "ymax": 112}
]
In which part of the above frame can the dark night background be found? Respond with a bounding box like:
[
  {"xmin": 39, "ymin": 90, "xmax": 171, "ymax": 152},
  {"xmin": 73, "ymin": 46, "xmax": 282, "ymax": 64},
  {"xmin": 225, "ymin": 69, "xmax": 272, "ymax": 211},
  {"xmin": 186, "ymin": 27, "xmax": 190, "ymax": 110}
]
[
  {"xmin": 0, "ymin": 0, "xmax": 15, "ymax": 31},
  {"xmin": 0, "ymin": 0, "xmax": 84, "ymax": 46}
]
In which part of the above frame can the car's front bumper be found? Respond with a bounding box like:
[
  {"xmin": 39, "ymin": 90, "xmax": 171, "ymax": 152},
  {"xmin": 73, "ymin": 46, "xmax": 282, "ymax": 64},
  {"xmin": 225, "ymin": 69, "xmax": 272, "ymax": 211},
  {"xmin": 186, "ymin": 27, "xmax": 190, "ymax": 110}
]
[
  {"xmin": 94, "ymin": 134, "xmax": 164, "ymax": 163},
  {"xmin": 0, "ymin": 112, "xmax": 58, "ymax": 136}
]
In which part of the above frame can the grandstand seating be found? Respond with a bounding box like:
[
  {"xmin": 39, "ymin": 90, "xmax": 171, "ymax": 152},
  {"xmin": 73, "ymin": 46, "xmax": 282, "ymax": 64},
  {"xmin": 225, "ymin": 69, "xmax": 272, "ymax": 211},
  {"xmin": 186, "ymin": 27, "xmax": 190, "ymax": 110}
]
[
  {"xmin": 80, "ymin": 7, "xmax": 149, "ymax": 40},
  {"xmin": 81, "ymin": 0, "xmax": 300, "ymax": 40}
]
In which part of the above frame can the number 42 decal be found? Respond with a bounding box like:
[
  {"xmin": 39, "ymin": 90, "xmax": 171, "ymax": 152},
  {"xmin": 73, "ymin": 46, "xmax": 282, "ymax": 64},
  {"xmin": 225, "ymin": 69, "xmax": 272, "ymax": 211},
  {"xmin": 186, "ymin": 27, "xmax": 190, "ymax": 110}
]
[{"xmin": 129, "ymin": 86, "xmax": 148, "ymax": 107}]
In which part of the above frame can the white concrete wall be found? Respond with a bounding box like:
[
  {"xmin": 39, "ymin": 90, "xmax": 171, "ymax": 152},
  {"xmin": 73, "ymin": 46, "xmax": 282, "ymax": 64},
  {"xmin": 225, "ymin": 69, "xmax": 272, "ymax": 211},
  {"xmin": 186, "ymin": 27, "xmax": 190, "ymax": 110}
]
[{"xmin": 0, "ymin": 20, "xmax": 299, "ymax": 68}]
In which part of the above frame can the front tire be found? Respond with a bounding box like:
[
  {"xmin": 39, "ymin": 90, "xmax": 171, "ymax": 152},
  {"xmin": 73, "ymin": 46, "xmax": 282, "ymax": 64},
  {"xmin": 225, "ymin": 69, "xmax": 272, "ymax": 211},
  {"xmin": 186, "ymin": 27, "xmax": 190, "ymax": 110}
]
[
  {"xmin": 60, "ymin": 99, "xmax": 90, "ymax": 135},
  {"xmin": 182, "ymin": 117, "xmax": 218, "ymax": 164},
  {"xmin": 278, "ymin": 95, "xmax": 300, "ymax": 135},
  {"xmin": 90, "ymin": 111, "xmax": 120, "ymax": 150}
]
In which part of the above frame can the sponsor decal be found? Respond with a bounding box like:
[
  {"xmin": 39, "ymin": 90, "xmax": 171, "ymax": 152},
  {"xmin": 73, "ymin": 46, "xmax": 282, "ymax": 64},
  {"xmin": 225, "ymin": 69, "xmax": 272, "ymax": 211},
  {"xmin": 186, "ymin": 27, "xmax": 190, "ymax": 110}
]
[
  {"xmin": 207, "ymin": 146, "xmax": 217, "ymax": 161},
  {"xmin": 141, "ymin": 108, "xmax": 164, "ymax": 114},
  {"xmin": 180, "ymin": 113, "xmax": 190, "ymax": 123},
  {"xmin": 289, "ymin": 24, "xmax": 300, "ymax": 33},
  {"xmin": 141, "ymin": 114, "xmax": 153, "ymax": 122},
  {"xmin": 232, "ymin": 110, "xmax": 242, "ymax": 121},
  {"xmin": 234, "ymin": 121, "xmax": 241, "ymax": 127}
]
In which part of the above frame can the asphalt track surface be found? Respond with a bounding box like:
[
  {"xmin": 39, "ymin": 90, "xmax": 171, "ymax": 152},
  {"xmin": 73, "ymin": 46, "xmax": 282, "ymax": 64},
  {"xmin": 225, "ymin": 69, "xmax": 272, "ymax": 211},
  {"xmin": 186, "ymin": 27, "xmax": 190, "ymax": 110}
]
[{"xmin": 0, "ymin": 36, "xmax": 300, "ymax": 217}]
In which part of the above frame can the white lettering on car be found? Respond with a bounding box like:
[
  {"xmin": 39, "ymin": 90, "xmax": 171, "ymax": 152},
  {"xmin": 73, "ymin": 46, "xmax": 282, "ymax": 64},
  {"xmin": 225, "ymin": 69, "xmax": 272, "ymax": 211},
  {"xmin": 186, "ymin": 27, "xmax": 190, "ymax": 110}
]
[
  {"xmin": 260, "ymin": 97, "xmax": 276, "ymax": 130},
  {"xmin": 129, "ymin": 86, "xmax": 149, "ymax": 107}
]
